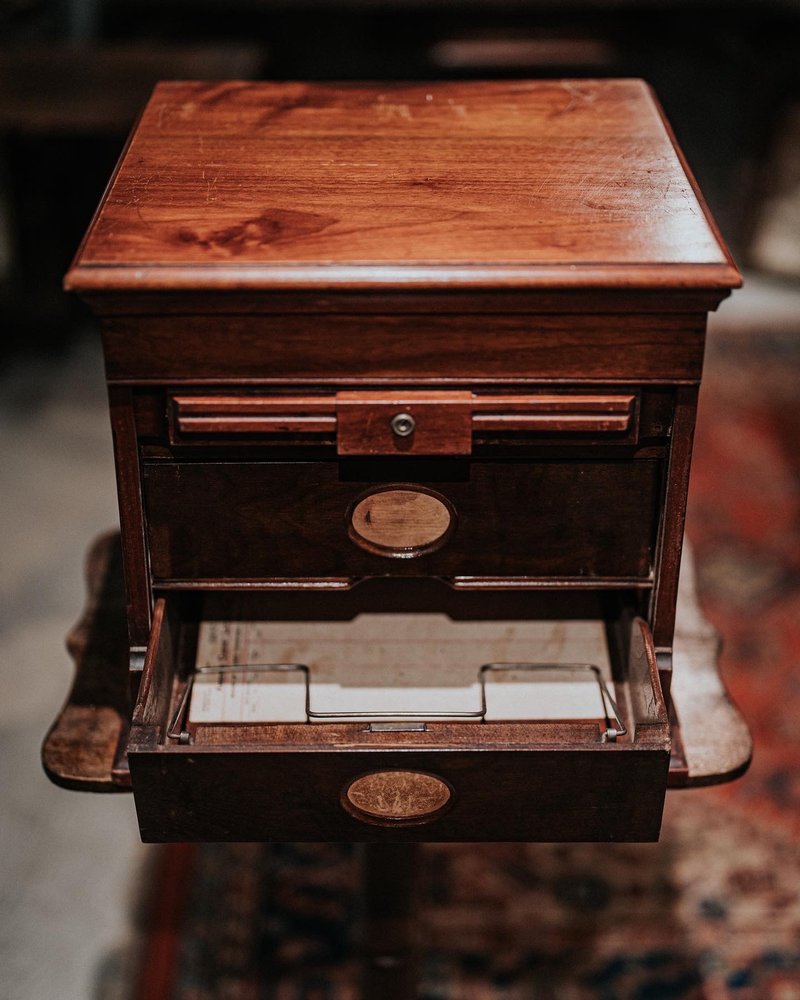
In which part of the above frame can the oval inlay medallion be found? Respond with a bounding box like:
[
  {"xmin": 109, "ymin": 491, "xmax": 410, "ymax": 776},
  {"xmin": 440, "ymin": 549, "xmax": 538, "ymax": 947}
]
[
  {"xmin": 344, "ymin": 770, "xmax": 452, "ymax": 824},
  {"xmin": 349, "ymin": 487, "xmax": 454, "ymax": 557}
]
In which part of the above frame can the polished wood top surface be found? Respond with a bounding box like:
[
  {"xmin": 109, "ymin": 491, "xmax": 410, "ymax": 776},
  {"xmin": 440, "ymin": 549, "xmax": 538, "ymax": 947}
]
[{"xmin": 67, "ymin": 79, "xmax": 740, "ymax": 293}]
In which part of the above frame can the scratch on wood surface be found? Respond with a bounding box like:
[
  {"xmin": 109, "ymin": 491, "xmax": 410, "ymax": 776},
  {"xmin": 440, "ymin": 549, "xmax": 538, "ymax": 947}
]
[
  {"xmin": 196, "ymin": 136, "xmax": 219, "ymax": 203},
  {"xmin": 205, "ymin": 173, "xmax": 219, "ymax": 203},
  {"xmin": 374, "ymin": 99, "xmax": 413, "ymax": 122},
  {"xmin": 551, "ymin": 81, "xmax": 599, "ymax": 118},
  {"xmin": 446, "ymin": 98, "xmax": 468, "ymax": 120},
  {"xmin": 121, "ymin": 171, "xmax": 163, "ymax": 222}
]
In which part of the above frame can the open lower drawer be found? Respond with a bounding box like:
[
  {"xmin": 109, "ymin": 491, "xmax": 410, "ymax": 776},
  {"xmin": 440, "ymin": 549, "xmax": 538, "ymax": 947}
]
[{"xmin": 128, "ymin": 586, "xmax": 671, "ymax": 842}]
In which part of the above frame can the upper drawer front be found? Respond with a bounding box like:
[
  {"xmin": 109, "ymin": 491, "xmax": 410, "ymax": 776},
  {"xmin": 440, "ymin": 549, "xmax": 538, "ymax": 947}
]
[
  {"xmin": 170, "ymin": 390, "xmax": 638, "ymax": 454},
  {"xmin": 143, "ymin": 457, "xmax": 661, "ymax": 583},
  {"xmin": 101, "ymin": 312, "xmax": 706, "ymax": 383}
]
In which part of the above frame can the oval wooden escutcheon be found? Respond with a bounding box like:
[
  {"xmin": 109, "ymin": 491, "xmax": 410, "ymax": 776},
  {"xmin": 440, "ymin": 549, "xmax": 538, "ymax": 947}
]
[
  {"xmin": 344, "ymin": 770, "xmax": 453, "ymax": 824},
  {"xmin": 349, "ymin": 487, "xmax": 454, "ymax": 557}
]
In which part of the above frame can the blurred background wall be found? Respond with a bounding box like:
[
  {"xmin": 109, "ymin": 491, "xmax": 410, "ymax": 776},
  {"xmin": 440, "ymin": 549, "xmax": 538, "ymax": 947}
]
[{"xmin": 1, "ymin": 0, "xmax": 800, "ymax": 361}]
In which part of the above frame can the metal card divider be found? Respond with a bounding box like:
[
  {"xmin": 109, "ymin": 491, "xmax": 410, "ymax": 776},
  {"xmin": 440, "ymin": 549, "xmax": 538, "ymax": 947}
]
[{"xmin": 167, "ymin": 662, "xmax": 626, "ymax": 745}]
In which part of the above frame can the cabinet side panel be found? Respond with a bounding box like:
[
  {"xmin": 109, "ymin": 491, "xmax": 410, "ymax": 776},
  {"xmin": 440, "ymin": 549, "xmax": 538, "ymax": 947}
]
[
  {"xmin": 108, "ymin": 387, "xmax": 151, "ymax": 645},
  {"xmin": 651, "ymin": 386, "xmax": 699, "ymax": 648}
]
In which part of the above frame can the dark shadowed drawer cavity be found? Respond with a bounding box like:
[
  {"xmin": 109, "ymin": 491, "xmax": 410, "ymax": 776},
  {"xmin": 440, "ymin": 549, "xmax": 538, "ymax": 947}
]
[
  {"xmin": 127, "ymin": 588, "xmax": 671, "ymax": 842},
  {"xmin": 142, "ymin": 458, "xmax": 661, "ymax": 585}
]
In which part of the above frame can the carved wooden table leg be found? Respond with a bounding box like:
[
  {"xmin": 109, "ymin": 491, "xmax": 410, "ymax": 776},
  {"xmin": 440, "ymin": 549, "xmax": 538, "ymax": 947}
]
[{"xmin": 360, "ymin": 843, "xmax": 420, "ymax": 1000}]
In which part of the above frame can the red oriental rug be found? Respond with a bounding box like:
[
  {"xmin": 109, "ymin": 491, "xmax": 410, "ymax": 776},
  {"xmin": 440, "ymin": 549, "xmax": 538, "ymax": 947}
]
[{"xmin": 108, "ymin": 321, "xmax": 800, "ymax": 1000}]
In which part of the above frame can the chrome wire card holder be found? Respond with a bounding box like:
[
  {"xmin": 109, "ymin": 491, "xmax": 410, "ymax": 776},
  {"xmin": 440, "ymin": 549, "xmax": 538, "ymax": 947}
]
[{"xmin": 167, "ymin": 661, "xmax": 626, "ymax": 745}]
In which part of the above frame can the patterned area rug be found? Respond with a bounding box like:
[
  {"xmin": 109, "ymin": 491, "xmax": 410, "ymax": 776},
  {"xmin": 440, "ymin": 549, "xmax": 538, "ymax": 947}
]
[{"xmin": 114, "ymin": 325, "xmax": 800, "ymax": 1000}]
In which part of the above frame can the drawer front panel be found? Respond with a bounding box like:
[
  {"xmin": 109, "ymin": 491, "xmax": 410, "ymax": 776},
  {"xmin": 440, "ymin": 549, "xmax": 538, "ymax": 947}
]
[
  {"xmin": 170, "ymin": 390, "xmax": 638, "ymax": 453},
  {"xmin": 129, "ymin": 747, "xmax": 670, "ymax": 842},
  {"xmin": 143, "ymin": 458, "xmax": 661, "ymax": 582},
  {"xmin": 101, "ymin": 312, "xmax": 706, "ymax": 382},
  {"xmin": 127, "ymin": 597, "xmax": 671, "ymax": 843}
]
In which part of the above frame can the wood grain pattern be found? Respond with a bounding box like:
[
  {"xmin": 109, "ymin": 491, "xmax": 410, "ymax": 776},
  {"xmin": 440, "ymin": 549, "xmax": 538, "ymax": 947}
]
[
  {"xmin": 131, "ymin": 598, "xmax": 175, "ymax": 730},
  {"xmin": 142, "ymin": 458, "xmax": 661, "ymax": 582},
  {"xmin": 159, "ymin": 386, "xmax": 673, "ymax": 449},
  {"xmin": 344, "ymin": 771, "xmax": 453, "ymax": 824},
  {"xmin": 626, "ymin": 617, "xmax": 670, "ymax": 743},
  {"xmin": 65, "ymin": 80, "xmax": 739, "ymax": 294},
  {"xmin": 99, "ymin": 312, "xmax": 709, "ymax": 383},
  {"xmin": 82, "ymin": 289, "xmax": 739, "ymax": 317},
  {"xmin": 650, "ymin": 386, "xmax": 699, "ymax": 650},
  {"xmin": 337, "ymin": 391, "xmax": 473, "ymax": 455},
  {"xmin": 190, "ymin": 721, "xmax": 610, "ymax": 749},
  {"xmin": 172, "ymin": 394, "xmax": 337, "ymax": 437},
  {"xmin": 471, "ymin": 391, "xmax": 634, "ymax": 433},
  {"xmin": 349, "ymin": 488, "xmax": 454, "ymax": 556},
  {"xmin": 171, "ymin": 391, "xmax": 634, "ymax": 446}
]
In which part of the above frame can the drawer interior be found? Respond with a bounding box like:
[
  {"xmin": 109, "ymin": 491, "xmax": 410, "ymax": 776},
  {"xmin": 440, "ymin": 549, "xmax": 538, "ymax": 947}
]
[
  {"xmin": 186, "ymin": 615, "xmax": 618, "ymax": 727},
  {"xmin": 128, "ymin": 585, "xmax": 671, "ymax": 842}
]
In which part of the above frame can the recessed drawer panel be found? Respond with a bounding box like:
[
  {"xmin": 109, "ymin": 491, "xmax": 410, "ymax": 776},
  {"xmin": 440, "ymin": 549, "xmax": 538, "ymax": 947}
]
[
  {"xmin": 127, "ymin": 591, "xmax": 671, "ymax": 842},
  {"xmin": 142, "ymin": 458, "xmax": 661, "ymax": 584}
]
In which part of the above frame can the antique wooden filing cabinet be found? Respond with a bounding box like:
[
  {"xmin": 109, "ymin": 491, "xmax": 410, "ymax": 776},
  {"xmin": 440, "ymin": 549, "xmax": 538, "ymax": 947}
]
[{"xmin": 51, "ymin": 79, "xmax": 745, "ymax": 842}]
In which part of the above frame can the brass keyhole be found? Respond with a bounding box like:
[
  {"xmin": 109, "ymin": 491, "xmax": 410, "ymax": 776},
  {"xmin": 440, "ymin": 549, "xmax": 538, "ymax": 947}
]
[{"xmin": 390, "ymin": 412, "xmax": 415, "ymax": 437}]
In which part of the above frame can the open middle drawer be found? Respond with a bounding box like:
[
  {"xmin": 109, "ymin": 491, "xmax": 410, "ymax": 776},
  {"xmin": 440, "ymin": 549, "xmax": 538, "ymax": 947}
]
[{"xmin": 128, "ymin": 587, "xmax": 671, "ymax": 842}]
